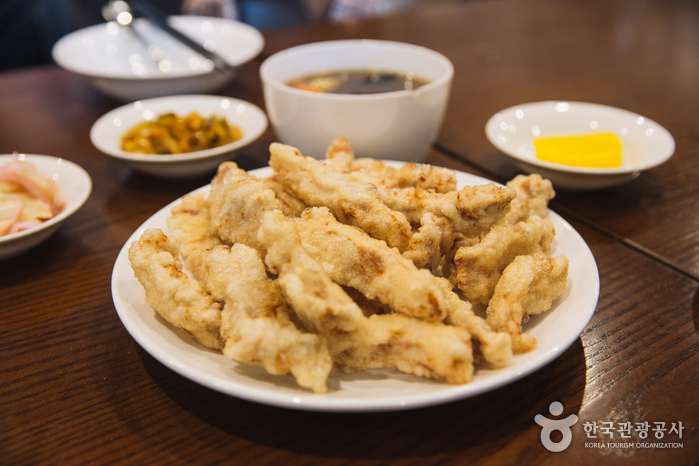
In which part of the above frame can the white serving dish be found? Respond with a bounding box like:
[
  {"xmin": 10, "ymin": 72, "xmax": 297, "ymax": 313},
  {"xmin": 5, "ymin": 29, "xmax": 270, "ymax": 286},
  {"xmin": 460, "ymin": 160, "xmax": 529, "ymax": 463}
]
[
  {"xmin": 485, "ymin": 101, "xmax": 675, "ymax": 190},
  {"xmin": 111, "ymin": 164, "xmax": 599, "ymax": 412},
  {"xmin": 260, "ymin": 40, "xmax": 453, "ymax": 162},
  {"xmin": 0, "ymin": 154, "xmax": 92, "ymax": 261},
  {"xmin": 52, "ymin": 16, "xmax": 264, "ymax": 101},
  {"xmin": 90, "ymin": 95, "xmax": 268, "ymax": 178}
]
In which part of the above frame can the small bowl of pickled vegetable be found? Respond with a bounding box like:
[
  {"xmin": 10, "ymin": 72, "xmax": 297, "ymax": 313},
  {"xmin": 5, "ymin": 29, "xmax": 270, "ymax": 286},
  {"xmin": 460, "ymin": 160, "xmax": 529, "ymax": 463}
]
[
  {"xmin": 485, "ymin": 101, "xmax": 675, "ymax": 190},
  {"xmin": 90, "ymin": 95, "xmax": 268, "ymax": 178},
  {"xmin": 0, "ymin": 153, "xmax": 91, "ymax": 261}
]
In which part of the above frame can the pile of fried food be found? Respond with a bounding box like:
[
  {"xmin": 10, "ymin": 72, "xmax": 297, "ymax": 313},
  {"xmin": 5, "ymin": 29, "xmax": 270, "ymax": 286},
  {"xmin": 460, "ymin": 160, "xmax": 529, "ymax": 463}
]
[
  {"xmin": 128, "ymin": 138, "xmax": 569, "ymax": 393},
  {"xmin": 120, "ymin": 112, "xmax": 243, "ymax": 155}
]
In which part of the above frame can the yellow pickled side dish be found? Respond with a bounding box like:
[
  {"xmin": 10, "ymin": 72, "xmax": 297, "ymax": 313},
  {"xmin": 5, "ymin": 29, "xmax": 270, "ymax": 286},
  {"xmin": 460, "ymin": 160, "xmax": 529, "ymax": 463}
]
[
  {"xmin": 533, "ymin": 133, "xmax": 622, "ymax": 168},
  {"xmin": 121, "ymin": 112, "xmax": 243, "ymax": 155}
]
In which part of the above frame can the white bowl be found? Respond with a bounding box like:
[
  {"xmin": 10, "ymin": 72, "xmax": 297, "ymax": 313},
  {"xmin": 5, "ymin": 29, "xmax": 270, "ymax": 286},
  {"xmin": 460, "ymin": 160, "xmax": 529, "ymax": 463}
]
[
  {"xmin": 260, "ymin": 40, "xmax": 453, "ymax": 162},
  {"xmin": 90, "ymin": 95, "xmax": 268, "ymax": 178},
  {"xmin": 485, "ymin": 101, "xmax": 675, "ymax": 190},
  {"xmin": 0, "ymin": 154, "xmax": 92, "ymax": 261},
  {"xmin": 52, "ymin": 16, "xmax": 264, "ymax": 101}
]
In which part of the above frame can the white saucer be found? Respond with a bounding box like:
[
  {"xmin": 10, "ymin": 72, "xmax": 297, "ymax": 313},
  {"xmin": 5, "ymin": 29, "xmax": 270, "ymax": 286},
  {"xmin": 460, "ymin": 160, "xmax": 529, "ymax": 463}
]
[{"xmin": 485, "ymin": 101, "xmax": 675, "ymax": 190}]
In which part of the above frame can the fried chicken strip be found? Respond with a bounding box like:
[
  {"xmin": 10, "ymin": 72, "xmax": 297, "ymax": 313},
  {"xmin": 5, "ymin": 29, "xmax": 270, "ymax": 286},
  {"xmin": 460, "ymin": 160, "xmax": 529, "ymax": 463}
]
[
  {"xmin": 324, "ymin": 137, "xmax": 354, "ymax": 173},
  {"xmin": 207, "ymin": 244, "xmax": 332, "ymax": 393},
  {"xmin": 259, "ymin": 211, "xmax": 367, "ymax": 338},
  {"xmin": 269, "ymin": 142, "xmax": 413, "ymax": 252},
  {"xmin": 333, "ymin": 313, "xmax": 474, "ymax": 384},
  {"xmin": 447, "ymin": 215, "xmax": 550, "ymax": 305},
  {"xmin": 259, "ymin": 210, "xmax": 474, "ymax": 384},
  {"xmin": 503, "ymin": 174, "xmax": 555, "ymax": 225},
  {"xmin": 294, "ymin": 207, "xmax": 511, "ymax": 367},
  {"xmin": 348, "ymin": 157, "xmax": 395, "ymax": 181},
  {"xmin": 166, "ymin": 192, "xmax": 221, "ymax": 280},
  {"xmin": 208, "ymin": 162, "xmax": 287, "ymax": 254},
  {"xmin": 350, "ymin": 159, "xmax": 458, "ymax": 193},
  {"xmin": 295, "ymin": 207, "xmax": 450, "ymax": 321},
  {"xmin": 433, "ymin": 276, "xmax": 512, "ymax": 368},
  {"xmin": 375, "ymin": 183, "xmax": 516, "ymax": 238},
  {"xmin": 128, "ymin": 229, "xmax": 224, "ymax": 349},
  {"xmin": 262, "ymin": 174, "xmax": 308, "ymax": 217},
  {"xmin": 165, "ymin": 195, "xmax": 331, "ymax": 391},
  {"xmin": 487, "ymin": 253, "xmax": 569, "ymax": 353},
  {"xmin": 503, "ymin": 174, "xmax": 556, "ymax": 254},
  {"xmin": 539, "ymin": 217, "xmax": 556, "ymax": 254},
  {"xmin": 322, "ymin": 137, "xmax": 458, "ymax": 192},
  {"xmin": 403, "ymin": 212, "xmax": 454, "ymax": 270}
]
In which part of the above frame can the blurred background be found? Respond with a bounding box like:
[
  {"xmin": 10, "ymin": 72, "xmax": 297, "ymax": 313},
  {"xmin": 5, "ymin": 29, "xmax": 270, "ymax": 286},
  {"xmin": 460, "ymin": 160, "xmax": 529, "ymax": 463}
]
[{"xmin": 0, "ymin": 0, "xmax": 464, "ymax": 72}]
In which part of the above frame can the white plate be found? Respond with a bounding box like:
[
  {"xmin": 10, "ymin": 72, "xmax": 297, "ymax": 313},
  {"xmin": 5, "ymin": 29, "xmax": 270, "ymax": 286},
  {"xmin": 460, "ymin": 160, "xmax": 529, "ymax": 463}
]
[
  {"xmin": 0, "ymin": 154, "xmax": 92, "ymax": 261},
  {"xmin": 485, "ymin": 101, "xmax": 675, "ymax": 190},
  {"xmin": 91, "ymin": 95, "xmax": 268, "ymax": 178},
  {"xmin": 53, "ymin": 16, "xmax": 264, "ymax": 100},
  {"xmin": 111, "ymin": 164, "xmax": 599, "ymax": 412}
]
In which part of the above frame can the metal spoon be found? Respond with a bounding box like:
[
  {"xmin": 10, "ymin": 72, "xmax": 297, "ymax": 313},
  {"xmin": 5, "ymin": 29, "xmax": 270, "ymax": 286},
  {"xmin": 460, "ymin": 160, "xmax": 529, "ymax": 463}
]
[
  {"xmin": 101, "ymin": 0, "xmax": 172, "ymax": 73},
  {"xmin": 120, "ymin": 0, "xmax": 236, "ymax": 74}
]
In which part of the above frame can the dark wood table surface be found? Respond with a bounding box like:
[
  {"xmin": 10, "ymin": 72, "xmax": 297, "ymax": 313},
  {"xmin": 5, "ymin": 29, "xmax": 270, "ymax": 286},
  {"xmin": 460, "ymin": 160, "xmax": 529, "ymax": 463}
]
[{"xmin": 1, "ymin": 0, "xmax": 697, "ymax": 464}]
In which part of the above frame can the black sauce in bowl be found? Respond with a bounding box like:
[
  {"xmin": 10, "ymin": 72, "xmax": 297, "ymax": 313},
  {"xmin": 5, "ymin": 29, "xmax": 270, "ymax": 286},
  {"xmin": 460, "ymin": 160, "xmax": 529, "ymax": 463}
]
[{"xmin": 286, "ymin": 70, "xmax": 429, "ymax": 94}]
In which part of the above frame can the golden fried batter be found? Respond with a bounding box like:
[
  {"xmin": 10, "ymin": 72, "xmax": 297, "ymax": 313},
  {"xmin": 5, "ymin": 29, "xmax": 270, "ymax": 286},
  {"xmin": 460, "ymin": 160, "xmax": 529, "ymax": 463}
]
[
  {"xmin": 162, "ymin": 194, "xmax": 332, "ymax": 392},
  {"xmin": 269, "ymin": 142, "xmax": 413, "ymax": 252},
  {"xmin": 499, "ymin": 174, "xmax": 556, "ymax": 254},
  {"xmin": 166, "ymin": 192, "xmax": 221, "ymax": 280},
  {"xmin": 389, "ymin": 162, "xmax": 458, "ymax": 193},
  {"xmin": 333, "ymin": 313, "xmax": 474, "ymax": 384},
  {"xmin": 539, "ymin": 217, "xmax": 556, "ymax": 254},
  {"xmin": 261, "ymin": 174, "xmax": 308, "ymax": 217},
  {"xmin": 293, "ymin": 207, "xmax": 512, "ymax": 367},
  {"xmin": 295, "ymin": 207, "xmax": 450, "ymax": 321},
  {"xmin": 403, "ymin": 212, "xmax": 454, "ymax": 270},
  {"xmin": 375, "ymin": 183, "xmax": 516, "ymax": 238},
  {"xmin": 503, "ymin": 174, "xmax": 555, "ymax": 225},
  {"xmin": 128, "ymin": 229, "xmax": 224, "ymax": 349},
  {"xmin": 208, "ymin": 162, "xmax": 285, "ymax": 254},
  {"xmin": 324, "ymin": 137, "xmax": 354, "ymax": 173},
  {"xmin": 448, "ymin": 215, "xmax": 549, "ymax": 305},
  {"xmin": 208, "ymin": 244, "xmax": 332, "ymax": 393},
  {"xmin": 349, "ymin": 158, "xmax": 457, "ymax": 193},
  {"xmin": 349, "ymin": 157, "xmax": 395, "ymax": 180},
  {"xmin": 432, "ymin": 276, "xmax": 512, "ymax": 368},
  {"xmin": 486, "ymin": 253, "xmax": 569, "ymax": 353},
  {"xmin": 259, "ymin": 210, "xmax": 474, "ymax": 384},
  {"xmin": 321, "ymin": 137, "xmax": 457, "ymax": 192}
]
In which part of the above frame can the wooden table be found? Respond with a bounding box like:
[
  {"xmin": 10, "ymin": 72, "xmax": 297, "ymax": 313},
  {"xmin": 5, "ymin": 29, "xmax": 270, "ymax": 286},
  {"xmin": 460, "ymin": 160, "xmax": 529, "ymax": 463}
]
[{"xmin": 1, "ymin": 0, "xmax": 697, "ymax": 464}]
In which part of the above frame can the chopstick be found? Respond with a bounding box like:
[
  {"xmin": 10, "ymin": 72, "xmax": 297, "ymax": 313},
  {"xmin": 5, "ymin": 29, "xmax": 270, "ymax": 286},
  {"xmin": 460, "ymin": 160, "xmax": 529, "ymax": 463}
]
[{"xmin": 127, "ymin": 0, "xmax": 237, "ymax": 73}]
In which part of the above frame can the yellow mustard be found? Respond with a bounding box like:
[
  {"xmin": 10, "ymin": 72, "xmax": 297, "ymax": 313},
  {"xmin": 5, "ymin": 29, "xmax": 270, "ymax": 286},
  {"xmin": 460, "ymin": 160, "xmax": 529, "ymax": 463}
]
[{"xmin": 533, "ymin": 133, "xmax": 622, "ymax": 168}]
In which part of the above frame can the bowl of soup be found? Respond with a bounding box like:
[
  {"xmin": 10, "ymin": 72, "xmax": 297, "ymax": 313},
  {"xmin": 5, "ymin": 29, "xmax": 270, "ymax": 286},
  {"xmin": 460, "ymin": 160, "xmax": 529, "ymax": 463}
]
[{"xmin": 260, "ymin": 40, "xmax": 453, "ymax": 162}]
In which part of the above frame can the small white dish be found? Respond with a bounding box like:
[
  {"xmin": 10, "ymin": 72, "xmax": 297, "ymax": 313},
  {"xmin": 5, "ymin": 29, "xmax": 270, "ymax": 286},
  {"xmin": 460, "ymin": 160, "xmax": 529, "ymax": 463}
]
[
  {"xmin": 0, "ymin": 154, "xmax": 92, "ymax": 261},
  {"xmin": 260, "ymin": 40, "xmax": 453, "ymax": 162},
  {"xmin": 485, "ymin": 101, "xmax": 675, "ymax": 190},
  {"xmin": 90, "ymin": 95, "xmax": 268, "ymax": 178},
  {"xmin": 53, "ymin": 16, "xmax": 264, "ymax": 101},
  {"xmin": 111, "ymin": 164, "xmax": 599, "ymax": 412}
]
